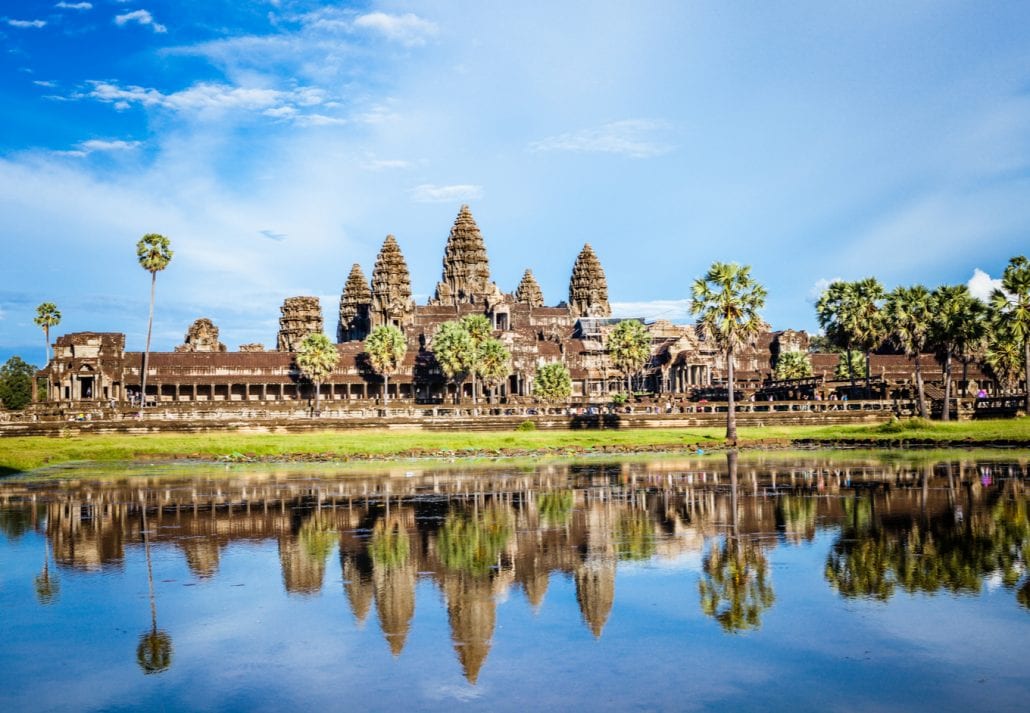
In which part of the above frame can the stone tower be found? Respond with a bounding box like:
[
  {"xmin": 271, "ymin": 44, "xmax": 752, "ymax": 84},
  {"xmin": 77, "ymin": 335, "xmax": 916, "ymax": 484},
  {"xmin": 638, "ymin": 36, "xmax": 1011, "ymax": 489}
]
[
  {"xmin": 338, "ymin": 263, "xmax": 372, "ymax": 342},
  {"xmin": 277, "ymin": 296, "xmax": 323, "ymax": 351},
  {"xmin": 568, "ymin": 244, "xmax": 611, "ymax": 317},
  {"xmin": 370, "ymin": 235, "xmax": 415, "ymax": 331},
  {"xmin": 175, "ymin": 318, "xmax": 226, "ymax": 353},
  {"xmin": 431, "ymin": 204, "xmax": 492, "ymax": 306},
  {"xmin": 514, "ymin": 269, "xmax": 544, "ymax": 308}
]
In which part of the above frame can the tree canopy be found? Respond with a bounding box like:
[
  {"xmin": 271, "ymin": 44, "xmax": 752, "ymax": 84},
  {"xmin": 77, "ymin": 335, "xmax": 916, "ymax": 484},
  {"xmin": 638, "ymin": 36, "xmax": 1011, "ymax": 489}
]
[
  {"xmin": 0, "ymin": 356, "xmax": 36, "ymax": 410},
  {"xmin": 296, "ymin": 333, "xmax": 339, "ymax": 413},
  {"xmin": 774, "ymin": 350, "xmax": 813, "ymax": 380},
  {"xmin": 607, "ymin": 319, "xmax": 650, "ymax": 391},
  {"xmin": 533, "ymin": 362, "xmax": 572, "ymax": 401}
]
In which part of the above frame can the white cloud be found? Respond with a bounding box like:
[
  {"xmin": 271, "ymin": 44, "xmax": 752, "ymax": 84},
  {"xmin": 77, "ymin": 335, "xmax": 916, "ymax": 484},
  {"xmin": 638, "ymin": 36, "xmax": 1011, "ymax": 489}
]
[
  {"xmin": 611, "ymin": 299, "xmax": 693, "ymax": 322},
  {"xmin": 114, "ymin": 9, "xmax": 166, "ymax": 34},
  {"xmin": 809, "ymin": 277, "xmax": 842, "ymax": 303},
  {"xmin": 967, "ymin": 268, "xmax": 1003, "ymax": 302},
  {"xmin": 353, "ymin": 12, "xmax": 437, "ymax": 46},
  {"xmin": 33, "ymin": 80, "xmax": 57, "ymax": 88},
  {"xmin": 7, "ymin": 19, "xmax": 47, "ymax": 28},
  {"xmin": 56, "ymin": 139, "xmax": 141, "ymax": 157},
  {"xmin": 84, "ymin": 80, "xmax": 333, "ymax": 122},
  {"xmin": 530, "ymin": 120, "xmax": 675, "ymax": 158},
  {"xmin": 410, "ymin": 184, "xmax": 483, "ymax": 203},
  {"xmin": 55, "ymin": 2, "xmax": 92, "ymax": 9}
]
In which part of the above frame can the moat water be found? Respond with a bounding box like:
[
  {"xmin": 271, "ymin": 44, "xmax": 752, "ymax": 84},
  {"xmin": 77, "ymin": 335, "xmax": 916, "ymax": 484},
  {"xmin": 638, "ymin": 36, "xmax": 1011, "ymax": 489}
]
[{"xmin": 2, "ymin": 452, "xmax": 1029, "ymax": 712}]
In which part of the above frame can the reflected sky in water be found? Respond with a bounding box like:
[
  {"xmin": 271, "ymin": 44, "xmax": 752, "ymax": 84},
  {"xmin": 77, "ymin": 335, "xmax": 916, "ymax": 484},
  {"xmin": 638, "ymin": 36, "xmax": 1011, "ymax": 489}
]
[{"xmin": 2, "ymin": 453, "xmax": 1029, "ymax": 712}]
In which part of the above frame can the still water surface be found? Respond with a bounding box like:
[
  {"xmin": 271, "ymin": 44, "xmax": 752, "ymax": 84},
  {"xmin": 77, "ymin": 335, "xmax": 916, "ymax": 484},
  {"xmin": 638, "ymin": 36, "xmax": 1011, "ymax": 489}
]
[{"xmin": 2, "ymin": 452, "xmax": 1029, "ymax": 712}]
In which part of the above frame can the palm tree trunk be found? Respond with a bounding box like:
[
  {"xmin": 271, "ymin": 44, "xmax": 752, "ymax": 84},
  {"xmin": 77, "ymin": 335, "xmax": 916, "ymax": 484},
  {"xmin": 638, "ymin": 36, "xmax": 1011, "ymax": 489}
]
[
  {"xmin": 383, "ymin": 373, "xmax": 389, "ymax": 406},
  {"xmin": 941, "ymin": 350, "xmax": 952, "ymax": 422},
  {"xmin": 726, "ymin": 348, "xmax": 737, "ymax": 443},
  {"xmin": 141, "ymin": 271, "xmax": 156, "ymax": 409},
  {"xmin": 846, "ymin": 343, "xmax": 855, "ymax": 389},
  {"xmin": 914, "ymin": 353, "xmax": 927, "ymax": 418},
  {"xmin": 314, "ymin": 380, "xmax": 321, "ymax": 415},
  {"xmin": 1024, "ymin": 340, "xmax": 1030, "ymax": 414},
  {"xmin": 865, "ymin": 349, "xmax": 872, "ymax": 394},
  {"xmin": 43, "ymin": 325, "xmax": 50, "ymax": 366}
]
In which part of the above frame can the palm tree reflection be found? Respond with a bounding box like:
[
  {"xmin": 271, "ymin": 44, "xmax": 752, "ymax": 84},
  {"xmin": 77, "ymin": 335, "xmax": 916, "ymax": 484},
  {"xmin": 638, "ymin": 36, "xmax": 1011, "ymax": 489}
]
[
  {"xmin": 699, "ymin": 450, "xmax": 775, "ymax": 632},
  {"xmin": 136, "ymin": 503, "xmax": 172, "ymax": 674}
]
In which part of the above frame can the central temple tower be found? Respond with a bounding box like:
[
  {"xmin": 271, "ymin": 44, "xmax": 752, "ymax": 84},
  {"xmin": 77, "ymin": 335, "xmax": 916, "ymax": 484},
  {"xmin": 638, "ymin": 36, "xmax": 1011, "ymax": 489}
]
[{"xmin": 431, "ymin": 205, "xmax": 492, "ymax": 306}]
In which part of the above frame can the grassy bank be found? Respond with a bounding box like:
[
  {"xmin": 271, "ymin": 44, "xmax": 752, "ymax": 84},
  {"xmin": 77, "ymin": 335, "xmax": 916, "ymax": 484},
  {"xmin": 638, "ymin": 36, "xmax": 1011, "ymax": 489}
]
[{"xmin": 1, "ymin": 417, "xmax": 1028, "ymax": 475}]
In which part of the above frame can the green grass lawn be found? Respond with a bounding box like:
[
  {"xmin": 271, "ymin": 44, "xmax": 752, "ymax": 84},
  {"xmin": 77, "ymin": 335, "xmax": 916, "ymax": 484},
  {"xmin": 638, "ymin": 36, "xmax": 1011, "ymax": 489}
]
[{"xmin": 1, "ymin": 417, "xmax": 1027, "ymax": 474}]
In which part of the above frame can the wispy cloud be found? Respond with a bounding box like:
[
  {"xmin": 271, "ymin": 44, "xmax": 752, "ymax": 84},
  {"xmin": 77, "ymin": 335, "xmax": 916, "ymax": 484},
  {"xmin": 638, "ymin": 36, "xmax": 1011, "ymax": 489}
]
[
  {"xmin": 114, "ymin": 9, "xmax": 166, "ymax": 34},
  {"xmin": 33, "ymin": 80, "xmax": 57, "ymax": 88},
  {"xmin": 364, "ymin": 158, "xmax": 411, "ymax": 171},
  {"xmin": 530, "ymin": 119, "xmax": 675, "ymax": 158},
  {"xmin": 7, "ymin": 19, "xmax": 47, "ymax": 29},
  {"xmin": 808, "ymin": 277, "xmax": 842, "ymax": 303},
  {"xmin": 55, "ymin": 2, "xmax": 92, "ymax": 9},
  {"xmin": 411, "ymin": 184, "xmax": 483, "ymax": 203},
  {"xmin": 84, "ymin": 80, "xmax": 330, "ymax": 121},
  {"xmin": 258, "ymin": 230, "xmax": 286, "ymax": 242},
  {"xmin": 611, "ymin": 299, "xmax": 693, "ymax": 321},
  {"xmin": 56, "ymin": 139, "xmax": 141, "ymax": 157},
  {"xmin": 353, "ymin": 12, "xmax": 437, "ymax": 46},
  {"xmin": 967, "ymin": 268, "xmax": 1003, "ymax": 302}
]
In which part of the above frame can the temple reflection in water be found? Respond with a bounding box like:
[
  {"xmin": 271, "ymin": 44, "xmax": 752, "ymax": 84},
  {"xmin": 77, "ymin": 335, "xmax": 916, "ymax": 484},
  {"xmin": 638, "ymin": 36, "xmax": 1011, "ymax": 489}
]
[{"xmin": 2, "ymin": 454, "xmax": 1028, "ymax": 684}]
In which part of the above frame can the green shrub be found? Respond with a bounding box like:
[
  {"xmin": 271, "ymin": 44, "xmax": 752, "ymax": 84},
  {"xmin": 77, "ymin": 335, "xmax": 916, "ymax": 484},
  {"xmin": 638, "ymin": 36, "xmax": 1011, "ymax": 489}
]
[{"xmin": 516, "ymin": 420, "xmax": 537, "ymax": 432}]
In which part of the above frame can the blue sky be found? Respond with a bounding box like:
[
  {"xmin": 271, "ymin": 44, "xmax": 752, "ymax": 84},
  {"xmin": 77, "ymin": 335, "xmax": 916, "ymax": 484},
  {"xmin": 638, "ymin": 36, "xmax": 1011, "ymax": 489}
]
[{"xmin": 2, "ymin": 1, "xmax": 1029, "ymax": 366}]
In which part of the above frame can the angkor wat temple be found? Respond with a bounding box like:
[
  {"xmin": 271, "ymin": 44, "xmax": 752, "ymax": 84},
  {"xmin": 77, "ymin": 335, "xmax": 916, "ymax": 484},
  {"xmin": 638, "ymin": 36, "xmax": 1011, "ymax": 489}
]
[{"xmin": 36, "ymin": 205, "xmax": 972, "ymax": 409}]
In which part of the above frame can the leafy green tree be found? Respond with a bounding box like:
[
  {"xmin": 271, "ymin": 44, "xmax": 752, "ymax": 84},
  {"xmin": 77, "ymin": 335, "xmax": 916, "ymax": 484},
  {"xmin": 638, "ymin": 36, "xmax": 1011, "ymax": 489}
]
[
  {"xmin": 0, "ymin": 356, "xmax": 36, "ymax": 410},
  {"xmin": 774, "ymin": 350, "xmax": 813, "ymax": 380},
  {"xmin": 432, "ymin": 320, "xmax": 475, "ymax": 404},
  {"xmin": 533, "ymin": 362, "xmax": 572, "ymax": 401},
  {"xmin": 33, "ymin": 302, "xmax": 61, "ymax": 366},
  {"xmin": 884, "ymin": 285, "xmax": 933, "ymax": 418},
  {"xmin": 985, "ymin": 323, "xmax": 1025, "ymax": 390},
  {"xmin": 477, "ymin": 337, "xmax": 511, "ymax": 404},
  {"xmin": 296, "ymin": 333, "xmax": 340, "ymax": 415},
  {"xmin": 930, "ymin": 285, "xmax": 985, "ymax": 420},
  {"xmin": 136, "ymin": 234, "xmax": 173, "ymax": 407},
  {"xmin": 990, "ymin": 256, "xmax": 1030, "ymax": 411},
  {"xmin": 364, "ymin": 325, "xmax": 407, "ymax": 405},
  {"xmin": 691, "ymin": 262, "xmax": 767, "ymax": 442},
  {"xmin": 607, "ymin": 319, "xmax": 651, "ymax": 392},
  {"xmin": 834, "ymin": 350, "xmax": 867, "ymax": 380}
]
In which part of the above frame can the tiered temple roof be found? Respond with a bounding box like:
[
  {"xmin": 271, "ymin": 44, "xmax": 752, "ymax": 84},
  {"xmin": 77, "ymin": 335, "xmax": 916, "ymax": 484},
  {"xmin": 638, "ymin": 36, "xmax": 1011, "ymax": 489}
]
[
  {"xmin": 568, "ymin": 244, "xmax": 611, "ymax": 318},
  {"xmin": 276, "ymin": 296, "xmax": 323, "ymax": 351},
  {"xmin": 338, "ymin": 263, "xmax": 372, "ymax": 342},
  {"xmin": 514, "ymin": 269, "xmax": 544, "ymax": 308},
  {"xmin": 431, "ymin": 204, "xmax": 492, "ymax": 306},
  {"xmin": 370, "ymin": 235, "xmax": 415, "ymax": 330}
]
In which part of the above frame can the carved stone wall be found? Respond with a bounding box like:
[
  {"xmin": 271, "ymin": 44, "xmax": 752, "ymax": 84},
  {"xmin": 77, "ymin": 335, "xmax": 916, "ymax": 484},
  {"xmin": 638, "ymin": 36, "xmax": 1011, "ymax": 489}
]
[
  {"xmin": 175, "ymin": 318, "xmax": 226, "ymax": 353},
  {"xmin": 568, "ymin": 244, "xmax": 611, "ymax": 318},
  {"xmin": 277, "ymin": 297, "xmax": 323, "ymax": 351},
  {"xmin": 431, "ymin": 205, "xmax": 491, "ymax": 306},
  {"xmin": 338, "ymin": 263, "xmax": 372, "ymax": 342},
  {"xmin": 370, "ymin": 235, "xmax": 415, "ymax": 331},
  {"xmin": 514, "ymin": 269, "xmax": 544, "ymax": 308},
  {"xmin": 238, "ymin": 343, "xmax": 265, "ymax": 352}
]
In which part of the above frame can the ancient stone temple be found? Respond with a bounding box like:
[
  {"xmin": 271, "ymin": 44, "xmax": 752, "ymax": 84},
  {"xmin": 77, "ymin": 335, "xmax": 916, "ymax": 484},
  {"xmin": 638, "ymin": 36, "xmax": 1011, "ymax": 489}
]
[
  {"xmin": 514, "ymin": 269, "xmax": 544, "ymax": 308},
  {"xmin": 174, "ymin": 318, "xmax": 226, "ymax": 353},
  {"xmin": 431, "ymin": 204, "xmax": 493, "ymax": 306},
  {"xmin": 277, "ymin": 296, "xmax": 323, "ymax": 351},
  {"xmin": 568, "ymin": 244, "xmax": 611, "ymax": 318},
  {"xmin": 338, "ymin": 263, "xmax": 372, "ymax": 342},
  {"xmin": 369, "ymin": 235, "xmax": 415, "ymax": 330}
]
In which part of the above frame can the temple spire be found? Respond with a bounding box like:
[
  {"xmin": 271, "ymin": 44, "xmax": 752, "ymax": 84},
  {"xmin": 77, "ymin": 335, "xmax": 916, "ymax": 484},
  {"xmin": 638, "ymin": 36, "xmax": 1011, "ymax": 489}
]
[
  {"xmin": 568, "ymin": 244, "xmax": 611, "ymax": 317},
  {"xmin": 338, "ymin": 263, "xmax": 372, "ymax": 342},
  {"xmin": 370, "ymin": 235, "xmax": 415, "ymax": 331},
  {"xmin": 514, "ymin": 269, "xmax": 544, "ymax": 308},
  {"xmin": 431, "ymin": 205, "xmax": 491, "ymax": 306}
]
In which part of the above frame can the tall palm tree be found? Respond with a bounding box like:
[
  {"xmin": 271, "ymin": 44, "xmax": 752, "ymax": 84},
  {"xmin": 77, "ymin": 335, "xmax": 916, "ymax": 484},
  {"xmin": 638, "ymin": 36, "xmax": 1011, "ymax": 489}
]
[
  {"xmin": 816, "ymin": 278, "xmax": 884, "ymax": 391},
  {"xmin": 990, "ymin": 256, "xmax": 1030, "ymax": 412},
  {"xmin": 460, "ymin": 314, "xmax": 492, "ymax": 407},
  {"xmin": 477, "ymin": 338, "xmax": 511, "ymax": 404},
  {"xmin": 364, "ymin": 325, "xmax": 407, "ymax": 405},
  {"xmin": 136, "ymin": 234, "xmax": 173, "ymax": 408},
  {"xmin": 884, "ymin": 285, "xmax": 933, "ymax": 418},
  {"xmin": 607, "ymin": 319, "xmax": 651, "ymax": 393},
  {"xmin": 432, "ymin": 320, "xmax": 475, "ymax": 404},
  {"xmin": 930, "ymin": 285, "xmax": 985, "ymax": 421},
  {"xmin": 33, "ymin": 302, "xmax": 61, "ymax": 367},
  {"xmin": 296, "ymin": 332, "xmax": 340, "ymax": 416},
  {"xmin": 691, "ymin": 262, "xmax": 767, "ymax": 443}
]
